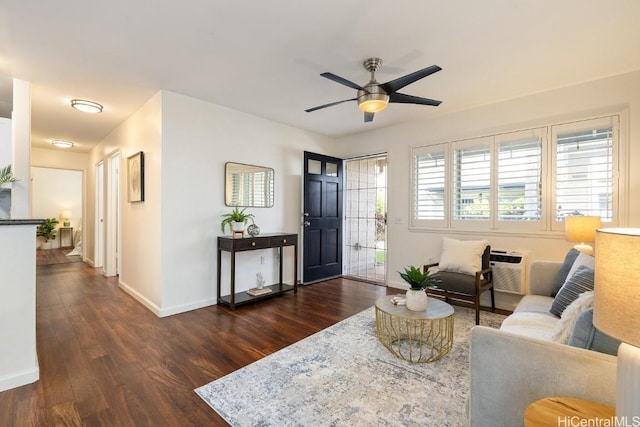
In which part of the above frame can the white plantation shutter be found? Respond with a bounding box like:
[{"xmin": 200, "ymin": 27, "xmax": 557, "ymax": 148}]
[
  {"xmin": 412, "ymin": 144, "xmax": 447, "ymax": 227},
  {"xmin": 411, "ymin": 113, "xmax": 623, "ymax": 233},
  {"xmin": 496, "ymin": 129, "xmax": 544, "ymax": 228},
  {"xmin": 553, "ymin": 116, "xmax": 617, "ymax": 229},
  {"xmin": 452, "ymin": 138, "xmax": 491, "ymax": 224}
]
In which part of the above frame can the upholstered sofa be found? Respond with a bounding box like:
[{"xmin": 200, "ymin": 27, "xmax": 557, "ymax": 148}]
[{"xmin": 467, "ymin": 256, "xmax": 619, "ymax": 426}]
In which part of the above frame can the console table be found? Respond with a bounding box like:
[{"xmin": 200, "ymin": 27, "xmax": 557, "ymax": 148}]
[{"xmin": 217, "ymin": 233, "xmax": 298, "ymax": 309}]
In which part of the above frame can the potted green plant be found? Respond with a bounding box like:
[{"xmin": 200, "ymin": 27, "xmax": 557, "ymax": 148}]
[
  {"xmin": 399, "ymin": 266, "xmax": 437, "ymax": 311},
  {"xmin": 0, "ymin": 164, "xmax": 19, "ymax": 191},
  {"xmin": 220, "ymin": 206, "xmax": 255, "ymax": 234},
  {"xmin": 36, "ymin": 218, "xmax": 60, "ymax": 249}
]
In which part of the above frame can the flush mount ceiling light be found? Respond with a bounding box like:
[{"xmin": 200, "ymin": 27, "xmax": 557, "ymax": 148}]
[
  {"xmin": 70, "ymin": 99, "xmax": 103, "ymax": 113},
  {"xmin": 51, "ymin": 140, "xmax": 74, "ymax": 148}
]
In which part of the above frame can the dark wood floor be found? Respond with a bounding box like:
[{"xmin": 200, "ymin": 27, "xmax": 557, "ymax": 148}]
[
  {"xmin": 0, "ymin": 261, "xmax": 395, "ymax": 426},
  {"xmin": 36, "ymin": 247, "xmax": 82, "ymax": 266}
]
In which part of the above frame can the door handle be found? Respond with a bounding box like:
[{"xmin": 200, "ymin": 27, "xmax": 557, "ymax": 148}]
[
  {"xmin": 303, "ymin": 212, "xmax": 309, "ymax": 217},
  {"xmin": 303, "ymin": 221, "xmax": 311, "ymax": 227}
]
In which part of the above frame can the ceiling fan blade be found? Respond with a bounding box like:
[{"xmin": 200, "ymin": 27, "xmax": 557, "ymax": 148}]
[
  {"xmin": 364, "ymin": 112, "xmax": 374, "ymax": 122},
  {"xmin": 380, "ymin": 65, "xmax": 442, "ymax": 94},
  {"xmin": 305, "ymin": 98, "xmax": 357, "ymax": 113},
  {"xmin": 389, "ymin": 92, "xmax": 442, "ymax": 106},
  {"xmin": 321, "ymin": 72, "xmax": 365, "ymax": 90}
]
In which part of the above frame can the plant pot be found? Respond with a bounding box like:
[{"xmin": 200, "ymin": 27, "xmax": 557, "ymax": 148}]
[
  {"xmin": 40, "ymin": 240, "xmax": 55, "ymax": 250},
  {"xmin": 405, "ymin": 289, "xmax": 428, "ymax": 311},
  {"xmin": 231, "ymin": 221, "xmax": 245, "ymax": 233}
]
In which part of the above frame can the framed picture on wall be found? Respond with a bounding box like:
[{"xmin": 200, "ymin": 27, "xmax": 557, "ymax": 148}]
[{"xmin": 127, "ymin": 151, "xmax": 144, "ymax": 202}]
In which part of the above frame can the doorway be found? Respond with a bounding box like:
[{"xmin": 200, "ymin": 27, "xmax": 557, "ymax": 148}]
[
  {"xmin": 103, "ymin": 152, "xmax": 120, "ymax": 277},
  {"xmin": 95, "ymin": 161, "xmax": 104, "ymax": 268},
  {"xmin": 344, "ymin": 154, "xmax": 387, "ymax": 284},
  {"xmin": 31, "ymin": 166, "xmax": 84, "ymax": 265}
]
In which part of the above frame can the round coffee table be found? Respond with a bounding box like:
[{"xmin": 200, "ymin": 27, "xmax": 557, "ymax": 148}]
[{"xmin": 375, "ymin": 295, "xmax": 455, "ymax": 363}]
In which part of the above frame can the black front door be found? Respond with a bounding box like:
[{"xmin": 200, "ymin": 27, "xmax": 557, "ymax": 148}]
[{"xmin": 303, "ymin": 151, "xmax": 343, "ymax": 283}]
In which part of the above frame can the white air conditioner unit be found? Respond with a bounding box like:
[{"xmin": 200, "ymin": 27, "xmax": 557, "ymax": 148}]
[{"xmin": 490, "ymin": 250, "xmax": 530, "ymax": 295}]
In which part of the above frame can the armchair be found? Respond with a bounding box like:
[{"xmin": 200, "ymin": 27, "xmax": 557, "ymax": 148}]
[{"xmin": 423, "ymin": 244, "xmax": 495, "ymax": 325}]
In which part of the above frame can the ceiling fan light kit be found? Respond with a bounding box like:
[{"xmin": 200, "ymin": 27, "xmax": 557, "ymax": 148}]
[
  {"xmin": 306, "ymin": 57, "xmax": 442, "ymax": 122},
  {"xmin": 71, "ymin": 99, "xmax": 103, "ymax": 113}
]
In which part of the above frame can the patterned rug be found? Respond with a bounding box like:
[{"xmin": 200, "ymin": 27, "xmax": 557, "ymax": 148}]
[{"xmin": 196, "ymin": 302, "xmax": 505, "ymax": 426}]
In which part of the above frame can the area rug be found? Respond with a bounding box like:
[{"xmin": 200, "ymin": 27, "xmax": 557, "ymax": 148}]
[{"xmin": 196, "ymin": 302, "xmax": 505, "ymax": 426}]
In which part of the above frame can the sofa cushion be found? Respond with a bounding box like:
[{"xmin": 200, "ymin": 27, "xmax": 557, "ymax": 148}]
[
  {"xmin": 438, "ymin": 237, "xmax": 489, "ymax": 276},
  {"xmin": 550, "ymin": 265, "xmax": 595, "ymax": 317},
  {"xmin": 551, "ymin": 248, "xmax": 580, "ymax": 297},
  {"xmin": 499, "ymin": 312, "xmax": 559, "ymax": 342},
  {"xmin": 568, "ymin": 308, "xmax": 622, "ymax": 356},
  {"xmin": 551, "ymin": 291, "xmax": 594, "ymax": 344},
  {"xmin": 513, "ymin": 295, "xmax": 555, "ymax": 315}
]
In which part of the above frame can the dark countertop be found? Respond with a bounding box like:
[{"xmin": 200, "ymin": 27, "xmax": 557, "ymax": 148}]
[{"xmin": 0, "ymin": 219, "xmax": 45, "ymax": 225}]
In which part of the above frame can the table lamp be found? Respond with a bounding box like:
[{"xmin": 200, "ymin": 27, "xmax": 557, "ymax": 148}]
[
  {"xmin": 565, "ymin": 215, "xmax": 601, "ymax": 255},
  {"xmin": 61, "ymin": 210, "xmax": 72, "ymax": 227},
  {"xmin": 593, "ymin": 228, "xmax": 640, "ymax": 419}
]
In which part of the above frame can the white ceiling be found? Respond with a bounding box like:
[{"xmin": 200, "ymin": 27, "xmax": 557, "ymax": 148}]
[{"xmin": 1, "ymin": 1, "xmax": 639, "ymax": 153}]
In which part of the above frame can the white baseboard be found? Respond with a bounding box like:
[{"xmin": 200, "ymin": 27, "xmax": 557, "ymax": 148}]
[
  {"xmin": 0, "ymin": 366, "xmax": 39, "ymax": 393},
  {"xmin": 119, "ymin": 279, "xmax": 216, "ymax": 318},
  {"xmin": 119, "ymin": 279, "xmax": 162, "ymax": 316},
  {"xmin": 157, "ymin": 298, "xmax": 217, "ymax": 318}
]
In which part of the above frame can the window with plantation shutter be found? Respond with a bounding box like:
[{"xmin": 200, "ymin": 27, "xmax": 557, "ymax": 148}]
[
  {"xmin": 412, "ymin": 144, "xmax": 447, "ymax": 226},
  {"xmin": 496, "ymin": 130, "xmax": 543, "ymax": 226},
  {"xmin": 552, "ymin": 117, "xmax": 616, "ymax": 229},
  {"xmin": 452, "ymin": 140, "xmax": 491, "ymax": 222},
  {"xmin": 411, "ymin": 112, "xmax": 623, "ymax": 233}
]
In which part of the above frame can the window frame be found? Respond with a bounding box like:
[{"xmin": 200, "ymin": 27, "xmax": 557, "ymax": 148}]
[
  {"xmin": 411, "ymin": 143, "xmax": 449, "ymax": 229},
  {"xmin": 550, "ymin": 115, "xmax": 620, "ymax": 231},
  {"xmin": 410, "ymin": 112, "xmax": 625, "ymax": 235},
  {"xmin": 450, "ymin": 136, "xmax": 492, "ymax": 231}
]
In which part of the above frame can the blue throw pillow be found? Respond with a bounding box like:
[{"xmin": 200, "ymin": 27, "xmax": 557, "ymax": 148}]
[
  {"xmin": 550, "ymin": 265, "xmax": 594, "ymax": 317},
  {"xmin": 551, "ymin": 248, "xmax": 580, "ymax": 297},
  {"xmin": 568, "ymin": 308, "xmax": 622, "ymax": 356}
]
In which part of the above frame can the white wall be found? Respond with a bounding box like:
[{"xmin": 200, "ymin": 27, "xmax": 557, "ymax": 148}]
[
  {"xmin": 31, "ymin": 167, "xmax": 82, "ymax": 236},
  {"xmin": 0, "ymin": 117, "xmax": 10, "ymax": 167},
  {"xmin": 335, "ymin": 70, "xmax": 640, "ymax": 296},
  {"xmin": 88, "ymin": 92, "xmax": 163, "ymax": 309},
  {"xmin": 10, "ymin": 79, "xmax": 30, "ymax": 218},
  {"xmin": 159, "ymin": 91, "xmax": 334, "ymax": 316},
  {"xmin": 0, "ymin": 224, "xmax": 39, "ymax": 391},
  {"xmin": 85, "ymin": 90, "xmax": 335, "ymax": 317},
  {"xmin": 31, "ymin": 147, "xmax": 89, "ymax": 171}
]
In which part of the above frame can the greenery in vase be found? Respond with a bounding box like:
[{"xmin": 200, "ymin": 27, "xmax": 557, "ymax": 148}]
[
  {"xmin": 37, "ymin": 218, "xmax": 60, "ymax": 242},
  {"xmin": 220, "ymin": 206, "xmax": 255, "ymax": 233},
  {"xmin": 0, "ymin": 165, "xmax": 19, "ymax": 191},
  {"xmin": 399, "ymin": 266, "xmax": 437, "ymax": 290}
]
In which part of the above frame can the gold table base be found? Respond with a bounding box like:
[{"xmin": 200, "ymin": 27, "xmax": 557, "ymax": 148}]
[{"xmin": 375, "ymin": 296, "xmax": 454, "ymax": 363}]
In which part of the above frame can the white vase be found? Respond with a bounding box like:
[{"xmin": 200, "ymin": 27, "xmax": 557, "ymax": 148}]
[
  {"xmin": 231, "ymin": 221, "xmax": 245, "ymax": 232},
  {"xmin": 405, "ymin": 289, "xmax": 428, "ymax": 311}
]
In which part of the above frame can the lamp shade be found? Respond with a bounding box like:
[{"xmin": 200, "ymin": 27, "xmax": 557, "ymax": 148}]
[
  {"xmin": 593, "ymin": 228, "xmax": 640, "ymax": 347},
  {"xmin": 565, "ymin": 216, "xmax": 601, "ymax": 243},
  {"xmin": 60, "ymin": 210, "xmax": 72, "ymax": 220}
]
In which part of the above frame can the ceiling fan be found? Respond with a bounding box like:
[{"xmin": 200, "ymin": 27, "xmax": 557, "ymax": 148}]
[{"xmin": 305, "ymin": 57, "xmax": 442, "ymax": 122}]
